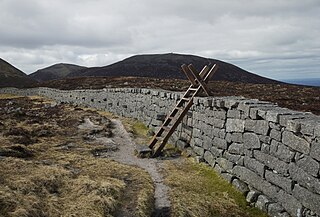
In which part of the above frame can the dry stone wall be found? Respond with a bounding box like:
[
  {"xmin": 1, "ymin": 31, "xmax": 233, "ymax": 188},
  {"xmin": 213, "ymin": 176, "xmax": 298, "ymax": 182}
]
[{"xmin": 1, "ymin": 87, "xmax": 320, "ymax": 217}]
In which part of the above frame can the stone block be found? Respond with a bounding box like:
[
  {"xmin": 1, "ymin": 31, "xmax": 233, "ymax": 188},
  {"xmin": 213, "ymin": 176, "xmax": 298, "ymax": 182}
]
[
  {"xmin": 254, "ymin": 150, "xmax": 289, "ymax": 175},
  {"xmin": 257, "ymin": 107, "xmax": 268, "ymax": 119},
  {"xmin": 297, "ymin": 156, "xmax": 319, "ymax": 177},
  {"xmin": 135, "ymin": 145, "xmax": 153, "ymax": 158},
  {"xmin": 227, "ymin": 109, "xmax": 241, "ymax": 119},
  {"xmin": 259, "ymin": 135, "xmax": 271, "ymax": 144},
  {"xmin": 231, "ymin": 133, "xmax": 243, "ymax": 143},
  {"xmin": 214, "ymin": 163, "xmax": 224, "ymax": 174},
  {"xmin": 214, "ymin": 98, "xmax": 225, "ymax": 108},
  {"xmin": 244, "ymin": 149, "xmax": 253, "ymax": 157},
  {"xmin": 249, "ymin": 107, "xmax": 258, "ymax": 120},
  {"xmin": 270, "ymin": 122, "xmax": 281, "ymax": 131},
  {"xmin": 268, "ymin": 203, "xmax": 285, "ymax": 217},
  {"xmin": 226, "ymin": 119, "xmax": 245, "ymax": 132},
  {"xmin": 216, "ymin": 157, "xmax": 234, "ymax": 172},
  {"xmin": 255, "ymin": 195, "xmax": 270, "ymax": 212},
  {"xmin": 282, "ymin": 131, "xmax": 310, "ymax": 154},
  {"xmin": 270, "ymin": 129, "xmax": 282, "ymax": 141},
  {"xmin": 212, "ymin": 118, "xmax": 225, "ymax": 128},
  {"xmin": 151, "ymin": 119, "xmax": 162, "ymax": 126},
  {"xmin": 232, "ymin": 166, "xmax": 280, "ymax": 200},
  {"xmin": 224, "ymin": 152, "xmax": 244, "ymax": 165},
  {"xmin": 237, "ymin": 99, "xmax": 260, "ymax": 112},
  {"xmin": 243, "ymin": 133, "xmax": 261, "ymax": 150},
  {"xmin": 213, "ymin": 109, "xmax": 226, "ymax": 120},
  {"xmin": 213, "ymin": 137, "xmax": 228, "ymax": 149},
  {"xmin": 276, "ymin": 190, "xmax": 303, "ymax": 217},
  {"xmin": 289, "ymin": 163, "xmax": 320, "ymax": 195},
  {"xmin": 246, "ymin": 190, "xmax": 261, "ymax": 203},
  {"xmin": 224, "ymin": 97, "xmax": 243, "ymax": 108},
  {"xmin": 193, "ymin": 128, "xmax": 202, "ymax": 138},
  {"xmin": 210, "ymin": 146, "xmax": 224, "ymax": 157},
  {"xmin": 286, "ymin": 119, "xmax": 302, "ymax": 133},
  {"xmin": 195, "ymin": 156, "xmax": 204, "ymax": 163},
  {"xmin": 299, "ymin": 118, "xmax": 319, "ymax": 136},
  {"xmin": 265, "ymin": 170, "xmax": 293, "ymax": 193},
  {"xmin": 245, "ymin": 120, "xmax": 269, "ymax": 135},
  {"xmin": 261, "ymin": 143, "xmax": 270, "ymax": 153},
  {"xmin": 228, "ymin": 143, "xmax": 244, "ymax": 155},
  {"xmin": 156, "ymin": 112, "xmax": 166, "ymax": 121},
  {"xmin": 232, "ymin": 178, "xmax": 249, "ymax": 194},
  {"xmin": 266, "ymin": 108, "xmax": 293, "ymax": 123},
  {"xmin": 315, "ymin": 124, "xmax": 320, "ymax": 137},
  {"xmin": 270, "ymin": 140, "xmax": 295, "ymax": 163},
  {"xmin": 204, "ymin": 151, "xmax": 215, "ymax": 167},
  {"xmin": 279, "ymin": 114, "xmax": 305, "ymax": 128},
  {"xmin": 293, "ymin": 184, "xmax": 320, "ymax": 216},
  {"xmin": 221, "ymin": 173, "xmax": 234, "ymax": 183},
  {"xmin": 212, "ymin": 128, "xmax": 220, "ymax": 138},
  {"xmin": 194, "ymin": 138, "xmax": 203, "ymax": 147},
  {"xmin": 219, "ymin": 129, "xmax": 226, "ymax": 139},
  {"xmin": 225, "ymin": 133, "xmax": 232, "ymax": 143},
  {"xmin": 193, "ymin": 146, "xmax": 204, "ymax": 157},
  {"xmin": 310, "ymin": 142, "xmax": 320, "ymax": 162},
  {"xmin": 203, "ymin": 135, "xmax": 212, "ymax": 150},
  {"xmin": 176, "ymin": 139, "xmax": 189, "ymax": 150},
  {"xmin": 202, "ymin": 98, "xmax": 213, "ymax": 107},
  {"xmin": 244, "ymin": 156, "xmax": 265, "ymax": 177}
]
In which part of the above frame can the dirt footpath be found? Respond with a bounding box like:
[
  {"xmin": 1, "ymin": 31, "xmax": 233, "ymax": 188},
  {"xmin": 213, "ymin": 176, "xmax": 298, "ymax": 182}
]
[{"xmin": 107, "ymin": 119, "xmax": 171, "ymax": 216}]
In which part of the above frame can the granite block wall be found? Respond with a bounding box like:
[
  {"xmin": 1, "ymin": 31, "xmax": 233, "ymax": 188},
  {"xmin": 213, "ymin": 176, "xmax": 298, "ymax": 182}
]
[{"xmin": 1, "ymin": 87, "xmax": 320, "ymax": 217}]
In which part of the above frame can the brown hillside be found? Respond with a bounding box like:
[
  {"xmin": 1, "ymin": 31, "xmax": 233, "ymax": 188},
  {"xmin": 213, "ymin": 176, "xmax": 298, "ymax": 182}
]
[
  {"xmin": 67, "ymin": 53, "xmax": 280, "ymax": 84},
  {"xmin": 0, "ymin": 58, "xmax": 36, "ymax": 88}
]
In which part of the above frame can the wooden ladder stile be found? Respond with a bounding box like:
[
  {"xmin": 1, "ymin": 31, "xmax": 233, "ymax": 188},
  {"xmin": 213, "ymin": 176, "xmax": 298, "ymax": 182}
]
[{"xmin": 148, "ymin": 63, "xmax": 218, "ymax": 157}]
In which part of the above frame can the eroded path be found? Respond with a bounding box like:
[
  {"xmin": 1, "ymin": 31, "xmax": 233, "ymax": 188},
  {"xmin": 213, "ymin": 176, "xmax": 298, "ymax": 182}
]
[{"xmin": 108, "ymin": 119, "xmax": 171, "ymax": 216}]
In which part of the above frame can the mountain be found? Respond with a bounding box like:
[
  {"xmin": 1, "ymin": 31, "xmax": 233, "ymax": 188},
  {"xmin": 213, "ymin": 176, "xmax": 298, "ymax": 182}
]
[
  {"xmin": 29, "ymin": 63, "xmax": 86, "ymax": 81},
  {"xmin": 0, "ymin": 58, "xmax": 36, "ymax": 88},
  {"xmin": 68, "ymin": 53, "xmax": 279, "ymax": 84}
]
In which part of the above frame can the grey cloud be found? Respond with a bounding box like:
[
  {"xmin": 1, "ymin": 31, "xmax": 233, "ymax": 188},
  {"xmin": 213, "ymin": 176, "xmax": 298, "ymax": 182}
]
[{"xmin": 0, "ymin": 0, "xmax": 319, "ymax": 79}]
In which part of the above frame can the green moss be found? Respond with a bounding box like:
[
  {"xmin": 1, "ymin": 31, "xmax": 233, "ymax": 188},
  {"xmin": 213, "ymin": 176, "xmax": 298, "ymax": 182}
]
[
  {"xmin": 190, "ymin": 162, "xmax": 267, "ymax": 216},
  {"xmin": 132, "ymin": 121, "xmax": 149, "ymax": 137},
  {"xmin": 165, "ymin": 159, "xmax": 268, "ymax": 217}
]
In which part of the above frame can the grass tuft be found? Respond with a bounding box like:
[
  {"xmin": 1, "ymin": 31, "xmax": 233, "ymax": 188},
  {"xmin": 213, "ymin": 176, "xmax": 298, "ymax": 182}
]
[
  {"xmin": 164, "ymin": 158, "xmax": 268, "ymax": 217},
  {"xmin": 0, "ymin": 96, "xmax": 154, "ymax": 217}
]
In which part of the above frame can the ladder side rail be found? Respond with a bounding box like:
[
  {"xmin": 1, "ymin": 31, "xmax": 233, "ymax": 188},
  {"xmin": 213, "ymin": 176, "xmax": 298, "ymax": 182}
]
[
  {"xmin": 181, "ymin": 64, "xmax": 197, "ymax": 86},
  {"xmin": 187, "ymin": 64, "xmax": 210, "ymax": 96},
  {"xmin": 203, "ymin": 64, "xmax": 219, "ymax": 82},
  {"xmin": 199, "ymin": 65, "xmax": 210, "ymax": 79}
]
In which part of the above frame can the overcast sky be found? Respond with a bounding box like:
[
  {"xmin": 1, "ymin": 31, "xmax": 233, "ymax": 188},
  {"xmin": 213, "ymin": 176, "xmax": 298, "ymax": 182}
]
[{"xmin": 0, "ymin": 0, "xmax": 319, "ymax": 80}]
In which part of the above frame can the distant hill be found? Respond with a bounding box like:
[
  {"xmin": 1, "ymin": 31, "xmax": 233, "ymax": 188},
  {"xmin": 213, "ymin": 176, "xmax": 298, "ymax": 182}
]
[
  {"xmin": 0, "ymin": 58, "xmax": 36, "ymax": 88},
  {"xmin": 68, "ymin": 53, "xmax": 279, "ymax": 84},
  {"xmin": 29, "ymin": 63, "xmax": 87, "ymax": 81}
]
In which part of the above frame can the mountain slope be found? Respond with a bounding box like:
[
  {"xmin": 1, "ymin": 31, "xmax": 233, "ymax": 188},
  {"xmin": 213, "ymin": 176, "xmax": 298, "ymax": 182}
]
[
  {"xmin": 0, "ymin": 58, "xmax": 36, "ymax": 88},
  {"xmin": 68, "ymin": 53, "xmax": 279, "ymax": 84},
  {"xmin": 29, "ymin": 63, "xmax": 86, "ymax": 81}
]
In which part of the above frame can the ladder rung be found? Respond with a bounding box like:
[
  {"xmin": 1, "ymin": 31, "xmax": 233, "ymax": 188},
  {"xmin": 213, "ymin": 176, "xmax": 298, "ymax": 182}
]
[
  {"xmin": 162, "ymin": 126, "xmax": 170, "ymax": 131},
  {"xmin": 189, "ymin": 87, "xmax": 198, "ymax": 91},
  {"xmin": 181, "ymin": 97, "xmax": 190, "ymax": 101},
  {"xmin": 174, "ymin": 107, "xmax": 183, "ymax": 111},
  {"xmin": 156, "ymin": 137, "xmax": 163, "ymax": 141},
  {"xmin": 167, "ymin": 116, "xmax": 176, "ymax": 121}
]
